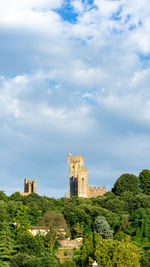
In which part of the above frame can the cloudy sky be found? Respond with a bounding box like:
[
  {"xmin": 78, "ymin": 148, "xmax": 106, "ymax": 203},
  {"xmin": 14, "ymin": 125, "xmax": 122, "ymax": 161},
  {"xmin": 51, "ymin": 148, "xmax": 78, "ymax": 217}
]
[{"xmin": 0, "ymin": 0, "xmax": 150, "ymax": 197}]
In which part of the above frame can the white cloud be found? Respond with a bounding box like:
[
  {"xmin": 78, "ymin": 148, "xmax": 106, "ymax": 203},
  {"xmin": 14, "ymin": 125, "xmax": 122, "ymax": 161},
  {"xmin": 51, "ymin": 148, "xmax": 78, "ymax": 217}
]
[
  {"xmin": 0, "ymin": 74, "xmax": 94, "ymax": 136},
  {"xmin": 71, "ymin": 0, "xmax": 84, "ymax": 13},
  {"xmin": 0, "ymin": 0, "xmax": 150, "ymax": 196}
]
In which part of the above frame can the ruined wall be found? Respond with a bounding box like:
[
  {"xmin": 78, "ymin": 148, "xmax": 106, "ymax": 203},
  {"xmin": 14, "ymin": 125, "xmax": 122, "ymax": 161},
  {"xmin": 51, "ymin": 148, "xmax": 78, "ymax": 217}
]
[
  {"xmin": 56, "ymin": 238, "xmax": 83, "ymax": 264},
  {"xmin": 20, "ymin": 178, "xmax": 36, "ymax": 196},
  {"xmin": 59, "ymin": 238, "xmax": 83, "ymax": 249},
  {"xmin": 88, "ymin": 186, "xmax": 106, "ymax": 198}
]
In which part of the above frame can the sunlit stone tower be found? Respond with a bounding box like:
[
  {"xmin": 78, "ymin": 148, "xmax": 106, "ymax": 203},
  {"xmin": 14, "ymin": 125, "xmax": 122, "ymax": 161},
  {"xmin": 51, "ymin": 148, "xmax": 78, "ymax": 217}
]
[
  {"xmin": 68, "ymin": 154, "xmax": 88, "ymax": 198},
  {"xmin": 20, "ymin": 178, "xmax": 36, "ymax": 196},
  {"xmin": 68, "ymin": 154, "xmax": 106, "ymax": 198}
]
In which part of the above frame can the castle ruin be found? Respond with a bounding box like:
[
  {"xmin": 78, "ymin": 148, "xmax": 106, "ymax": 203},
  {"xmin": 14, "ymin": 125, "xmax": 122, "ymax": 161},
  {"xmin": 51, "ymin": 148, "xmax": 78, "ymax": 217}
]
[
  {"xmin": 68, "ymin": 154, "xmax": 106, "ymax": 198},
  {"xmin": 20, "ymin": 178, "xmax": 36, "ymax": 196}
]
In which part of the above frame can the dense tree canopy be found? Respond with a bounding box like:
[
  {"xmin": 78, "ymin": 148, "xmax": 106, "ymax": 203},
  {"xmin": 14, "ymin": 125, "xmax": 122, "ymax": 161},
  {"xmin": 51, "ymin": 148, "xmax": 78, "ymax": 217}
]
[
  {"xmin": 112, "ymin": 173, "xmax": 139, "ymax": 195},
  {"xmin": 0, "ymin": 169, "xmax": 150, "ymax": 266},
  {"xmin": 81, "ymin": 232, "xmax": 140, "ymax": 267},
  {"xmin": 139, "ymin": 169, "xmax": 150, "ymax": 194}
]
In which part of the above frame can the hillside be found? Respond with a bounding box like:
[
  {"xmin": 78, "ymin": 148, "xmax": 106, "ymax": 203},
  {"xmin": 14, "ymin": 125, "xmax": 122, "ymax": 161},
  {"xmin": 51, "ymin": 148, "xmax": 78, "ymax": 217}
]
[{"xmin": 0, "ymin": 170, "xmax": 150, "ymax": 266}]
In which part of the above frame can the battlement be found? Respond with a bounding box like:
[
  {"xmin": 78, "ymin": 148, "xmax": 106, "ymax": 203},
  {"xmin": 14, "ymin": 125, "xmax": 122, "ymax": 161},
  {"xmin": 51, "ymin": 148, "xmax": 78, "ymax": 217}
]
[
  {"xmin": 68, "ymin": 154, "xmax": 84, "ymax": 164},
  {"xmin": 88, "ymin": 186, "xmax": 106, "ymax": 198},
  {"xmin": 25, "ymin": 178, "xmax": 35, "ymax": 184},
  {"xmin": 80, "ymin": 166, "xmax": 88, "ymax": 172},
  {"xmin": 88, "ymin": 186, "xmax": 106, "ymax": 191}
]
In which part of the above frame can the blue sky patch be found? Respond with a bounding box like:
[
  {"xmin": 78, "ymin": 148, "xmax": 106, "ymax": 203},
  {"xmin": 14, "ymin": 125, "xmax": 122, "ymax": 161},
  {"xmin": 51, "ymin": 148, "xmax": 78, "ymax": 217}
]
[
  {"xmin": 125, "ymin": 14, "xmax": 131, "ymax": 23},
  {"xmin": 54, "ymin": 3, "xmax": 78, "ymax": 24},
  {"xmin": 111, "ymin": 7, "xmax": 122, "ymax": 21},
  {"xmin": 128, "ymin": 24, "xmax": 136, "ymax": 31},
  {"xmin": 82, "ymin": 0, "xmax": 94, "ymax": 4},
  {"xmin": 138, "ymin": 53, "xmax": 150, "ymax": 61}
]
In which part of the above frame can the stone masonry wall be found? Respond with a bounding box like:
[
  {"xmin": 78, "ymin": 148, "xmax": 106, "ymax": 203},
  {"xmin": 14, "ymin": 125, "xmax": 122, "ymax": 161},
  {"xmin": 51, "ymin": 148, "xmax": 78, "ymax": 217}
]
[
  {"xmin": 88, "ymin": 186, "xmax": 106, "ymax": 198},
  {"xmin": 78, "ymin": 167, "xmax": 88, "ymax": 198},
  {"xmin": 59, "ymin": 238, "xmax": 83, "ymax": 249}
]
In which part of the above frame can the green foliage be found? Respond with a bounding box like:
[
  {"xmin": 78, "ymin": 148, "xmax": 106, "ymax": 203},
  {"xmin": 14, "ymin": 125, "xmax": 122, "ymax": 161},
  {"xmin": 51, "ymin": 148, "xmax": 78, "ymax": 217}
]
[
  {"xmin": 0, "ymin": 221, "xmax": 16, "ymax": 263},
  {"xmin": 104, "ymin": 198, "xmax": 126, "ymax": 214},
  {"xmin": 63, "ymin": 201, "xmax": 120, "ymax": 237},
  {"xmin": 22, "ymin": 254, "xmax": 60, "ymax": 267},
  {"xmin": 16, "ymin": 232, "xmax": 45, "ymax": 256},
  {"xmin": 14, "ymin": 204, "xmax": 30, "ymax": 228},
  {"xmin": 72, "ymin": 249, "xmax": 81, "ymax": 266},
  {"xmin": 95, "ymin": 234, "xmax": 140, "ymax": 267},
  {"xmin": 80, "ymin": 232, "xmax": 140, "ymax": 267},
  {"xmin": 112, "ymin": 173, "xmax": 140, "ymax": 195},
  {"xmin": 118, "ymin": 214, "xmax": 135, "ymax": 235},
  {"xmin": 0, "ymin": 201, "xmax": 8, "ymax": 223},
  {"xmin": 139, "ymin": 169, "xmax": 150, "ymax": 194},
  {"xmin": 63, "ymin": 203, "xmax": 90, "ymax": 237},
  {"xmin": 94, "ymin": 216, "xmax": 113, "ymax": 239},
  {"xmin": 0, "ymin": 191, "xmax": 8, "ymax": 202},
  {"xmin": 10, "ymin": 252, "xmax": 28, "ymax": 267},
  {"xmin": 1, "ymin": 171, "xmax": 150, "ymax": 266},
  {"xmin": 0, "ymin": 260, "xmax": 10, "ymax": 267},
  {"xmin": 9, "ymin": 193, "xmax": 23, "ymax": 202},
  {"xmin": 131, "ymin": 208, "xmax": 150, "ymax": 241},
  {"xmin": 10, "ymin": 253, "xmax": 60, "ymax": 267},
  {"xmin": 40, "ymin": 211, "xmax": 69, "ymax": 244},
  {"xmin": 80, "ymin": 233, "xmax": 94, "ymax": 267},
  {"xmin": 113, "ymin": 231, "xmax": 129, "ymax": 241},
  {"xmin": 62, "ymin": 259, "xmax": 76, "ymax": 267}
]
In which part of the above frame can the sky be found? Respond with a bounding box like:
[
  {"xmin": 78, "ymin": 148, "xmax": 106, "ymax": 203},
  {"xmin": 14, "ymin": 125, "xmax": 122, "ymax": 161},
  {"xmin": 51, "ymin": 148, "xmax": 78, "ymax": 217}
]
[{"xmin": 0, "ymin": 0, "xmax": 150, "ymax": 197}]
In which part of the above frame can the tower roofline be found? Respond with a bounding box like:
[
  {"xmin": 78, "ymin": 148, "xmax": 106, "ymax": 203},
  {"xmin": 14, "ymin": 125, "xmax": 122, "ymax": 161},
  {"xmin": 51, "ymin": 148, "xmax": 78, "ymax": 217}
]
[{"xmin": 68, "ymin": 154, "xmax": 84, "ymax": 163}]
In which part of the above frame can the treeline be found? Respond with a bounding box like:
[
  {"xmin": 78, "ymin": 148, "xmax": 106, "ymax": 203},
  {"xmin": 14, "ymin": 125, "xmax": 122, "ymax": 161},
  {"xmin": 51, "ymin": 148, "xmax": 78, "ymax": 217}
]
[{"xmin": 0, "ymin": 169, "xmax": 150, "ymax": 266}]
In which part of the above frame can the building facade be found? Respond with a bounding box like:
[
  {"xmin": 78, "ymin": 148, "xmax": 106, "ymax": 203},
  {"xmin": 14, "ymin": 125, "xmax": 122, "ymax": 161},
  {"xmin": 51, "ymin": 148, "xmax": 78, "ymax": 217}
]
[{"xmin": 68, "ymin": 154, "xmax": 106, "ymax": 198}]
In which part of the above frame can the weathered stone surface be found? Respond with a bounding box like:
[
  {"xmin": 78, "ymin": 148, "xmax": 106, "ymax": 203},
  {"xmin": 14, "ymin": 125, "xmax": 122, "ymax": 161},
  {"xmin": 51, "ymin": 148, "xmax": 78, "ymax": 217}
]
[
  {"xmin": 68, "ymin": 154, "xmax": 106, "ymax": 198},
  {"xmin": 20, "ymin": 178, "xmax": 36, "ymax": 196}
]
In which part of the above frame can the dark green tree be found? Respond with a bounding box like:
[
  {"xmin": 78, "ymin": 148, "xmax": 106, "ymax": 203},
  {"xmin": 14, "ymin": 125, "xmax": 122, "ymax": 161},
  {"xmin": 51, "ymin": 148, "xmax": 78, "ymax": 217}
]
[
  {"xmin": 63, "ymin": 203, "xmax": 90, "ymax": 237},
  {"xmin": 9, "ymin": 193, "xmax": 23, "ymax": 202},
  {"xmin": 132, "ymin": 208, "xmax": 150, "ymax": 241},
  {"xmin": 112, "ymin": 174, "xmax": 139, "ymax": 196},
  {"xmin": 14, "ymin": 203, "xmax": 30, "ymax": 229},
  {"xmin": 16, "ymin": 232, "xmax": 45, "ymax": 256},
  {"xmin": 12, "ymin": 253, "xmax": 61, "ymax": 267},
  {"xmin": 94, "ymin": 216, "xmax": 113, "ymax": 239},
  {"xmin": 10, "ymin": 252, "xmax": 28, "ymax": 267},
  {"xmin": 80, "ymin": 233, "xmax": 94, "ymax": 267},
  {"xmin": 104, "ymin": 198, "xmax": 126, "ymax": 214},
  {"xmin": 0, "ymin": 191, "xmax": 8, "ymax": 202},
  {"xmin": 0, "ymin": 222, "xmax": 16, "ymax": 264},
  {"xmin": 139, "ymin": 169, "xmax": 150, "ymax": 194},
  {"xmin": 0, "ymin": 201, "xmax": 8, "ymax": 223}
]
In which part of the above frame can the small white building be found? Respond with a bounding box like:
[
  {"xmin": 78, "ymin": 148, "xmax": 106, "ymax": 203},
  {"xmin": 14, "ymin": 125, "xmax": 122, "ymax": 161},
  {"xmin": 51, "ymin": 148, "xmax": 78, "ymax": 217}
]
[{"xmin": 29, "ymin": 226, "xmax": 48, "ymax": 236}]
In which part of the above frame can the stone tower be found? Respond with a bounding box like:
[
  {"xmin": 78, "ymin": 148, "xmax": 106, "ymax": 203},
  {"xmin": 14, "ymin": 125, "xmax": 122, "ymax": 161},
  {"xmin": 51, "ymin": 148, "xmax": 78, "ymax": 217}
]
[
  {"xmin": 68, "ymin": 154, "xmax": 88, "ymax": 198},
  {"xmin": 68, "ymin": 154, "xmax": 106, "ymax": 198},
  {"xmin": 20, "ymin": 178, "xmax": 36, "ymax": 196}
]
